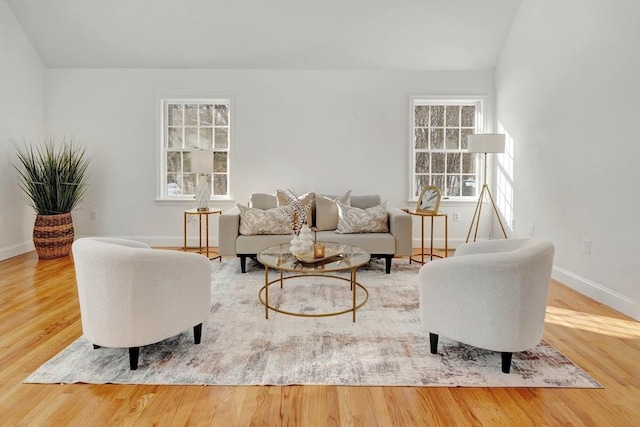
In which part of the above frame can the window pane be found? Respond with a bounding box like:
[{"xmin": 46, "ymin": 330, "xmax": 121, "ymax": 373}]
[
  {"xmin": 432, "ymin": 153, "xmax": 445, "ymax": 173},
  {"xmin": 447, "ymin": 175, "xmax": 461, "ymax": 197},
  {"xmin": 185, "ymin": 104, "xmax": 198, "ymax": 126},
  {"xmin": 415, "ymin": 152, "xmax": 429, "ymax": 173},
  {"xmin": 215, "ymin": 128, "xmax": 229, "ymax": 149},
  {"xmin": 446, "ymin": 152, "xmax": 460, "ymax": 174},
  {"xmin": 215, "ymin": 105, "xmax": 229, "ymax": 125},
  {"xmin": 415, "ymin": 106, "xmax": 428, "ymax": 127},
  {"xmin": 446, "ymin": 106, "xmax": 460, "ymax": 126},
  {"xmin": 430, "ymin": 106, "xmax": 444, "ymax": 127},
  {"xmin": 167, "ymin": 173, "xmax": 182, "ymax": 195},
  {"xmin": 184, "ymin": 173, "xmax": 197, "ymax": 194},
  {"xmin": 415, "ymin": 175, "xmax": 429, "ymax": 198},
  {"xmin": 415, "ymin": 129, "xmax": 428, "ymax": 149},
  {"xmin": 214, "ymin": 152, "xmax": 227, "ymax": 173},
  {"xmin": 461, "ymin": 129, "xmax": 474, "ymax": 150},
  {"xmin": 462, "ymin": 153, "xmax": 476, "ymax": 173},
  {"xmin": 213, "ymin": 174, "xmax": 227, "ymax": 195},
  {"xmin": 199, "ymin": 104, "xmax": 213, "ymax": 126},
  {"xmin": 445, "ymin": 129, "xmax": 459, "ymax": 149},
  {"xmin": 431, "ymin": 175, "xmax": 445, "ymax": 192},
  {"xmin": 168, "ymin": 127, "xmax": 183, "ymax": 148},
  {"xmin": 462, "ymin": 175, "xmax": 476, "ymax": 196},
  {"xmin": 168, "ymin": 104, "xmax": 183, "ymax": 126},
  {"xmin": 167, "ymin": 152, "xmax": 181, "ymax": 173},
  {"xmin": 199, "ymin": 128, "xmax": 213, "ymax": 149},
  {"xmin": 461, "ymin": 106, "xmax": 475, "ymax": 127},
  {"xmin": 184, "ymin": 151, "xmax": 192, "ymax": 172},
  {"xmin": 430, "ymin": 128, "xmax": 444, "ymax": 149},
  {"xmin": 185, "ymin": 128, "xmax": 198, "ymax": 148}
]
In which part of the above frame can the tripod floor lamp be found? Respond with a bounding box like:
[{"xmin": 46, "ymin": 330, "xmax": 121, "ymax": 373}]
[{"xmin": 466, "ymin": 133, "xmax": 508, "ymax": 243}]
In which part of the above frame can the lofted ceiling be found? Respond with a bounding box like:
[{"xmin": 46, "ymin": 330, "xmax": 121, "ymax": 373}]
[{"xmin": 7, "ymin": 0, "xmax": 521, "ymax": 70}]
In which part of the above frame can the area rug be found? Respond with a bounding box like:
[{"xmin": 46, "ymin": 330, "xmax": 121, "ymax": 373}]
[{"xmin": 25, "ymin": 258, "xmax": 600, "ymax": 388}]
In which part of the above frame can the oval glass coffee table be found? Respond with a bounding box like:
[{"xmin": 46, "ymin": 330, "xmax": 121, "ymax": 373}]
[{"xmin": 257, "ymin": 242, "xmax": 370, "ymax": 322}]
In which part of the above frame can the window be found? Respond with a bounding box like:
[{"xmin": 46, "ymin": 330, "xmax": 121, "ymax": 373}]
[
  {"xmin": 160, "ymin": 98, "xmax": 231, "ymax": 199},
  {"xmin": 410, "ymin": 98, "xmax": 484, "ymax": 200}
]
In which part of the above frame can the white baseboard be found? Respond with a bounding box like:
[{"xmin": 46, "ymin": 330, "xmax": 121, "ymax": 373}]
[
  {"xmin": 0, "ymin": 241, "xmax": 35, "ymax": 261},
  {"xmin": 552, "ymin": 266, "xmax": 639, "ymax": 321}
]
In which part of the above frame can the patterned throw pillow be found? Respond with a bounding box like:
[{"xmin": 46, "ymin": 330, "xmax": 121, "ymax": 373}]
[
  {"xmin": 336, "ymin": 201, "xmax": 389, "ymax": 234},
  {"xmin": 315, "ymin": 190, "xmax": 352, "ymax": 231},
  {"xmin": 238, "ymin": 204, "xmax": 293, "ymax": 235},
  {"xmin": 275, "ymin": 190, "xmax": 314, "ymax": 226}
]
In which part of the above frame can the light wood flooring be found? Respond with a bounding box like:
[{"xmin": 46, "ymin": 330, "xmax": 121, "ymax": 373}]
[{"xmin": 1, "ymin": 250, "xmax": 639, "ymax": 426}]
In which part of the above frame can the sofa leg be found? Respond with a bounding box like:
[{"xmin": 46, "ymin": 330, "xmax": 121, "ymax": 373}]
[
  {"xmin": 93, "ymin": 344, "xmax": 101, "ymax": 349},
  {"xmin": 385, "ymin": 256, "xmax": 392, "ymax": 274},
  {"xmin": 194, "ymin": 323, "xmax": 202, "ymax": 344},
  {"xmin": 129, "ymin": 347, "xmax": 140, "ymax": 370},
  {"xmin": 429, "ymin": 333, "xmax": 439, "ymax": 354},
  {"xmin": 240, "ymin": 256, "xmax": 247, "ymax": 273},
  {"xmin": 501, "ymin": 352, "xmax": 513, "ymax": 373}
]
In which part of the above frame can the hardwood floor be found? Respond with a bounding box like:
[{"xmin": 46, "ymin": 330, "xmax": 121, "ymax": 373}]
[{"xmin": 1, "ymin": 250, "xmax": 638, "ymax": 426}]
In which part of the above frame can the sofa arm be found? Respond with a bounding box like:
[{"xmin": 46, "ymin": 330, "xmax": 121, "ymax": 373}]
[
  {"xmin": 387, "ymin": 207, "xmax": 412, "ymax": 256},
  {"xmin": 219, "ymin": 207, "xmax": 240, "ymax": 256}
]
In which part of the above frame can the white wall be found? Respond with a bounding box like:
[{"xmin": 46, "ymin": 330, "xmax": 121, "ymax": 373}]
[
  {"xmin": 43, "ymin": 69, "xmax": 494, "ymax": 248},
  {"xmin": 495, "ymin": 1, "xmax": 640, "ymax": 319},
  {"xmin": 0, "ymin": 0, "xmax": 45, "ymax": 259}
]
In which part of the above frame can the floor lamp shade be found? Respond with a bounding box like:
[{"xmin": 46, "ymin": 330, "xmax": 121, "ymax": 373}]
[
  {"xmin": 467, "ymin": 133, "xmax": 505, "ymax": 154},
  {"xmin": 191, "ymin": 150, "xmax": 214, "ymax": 211}
]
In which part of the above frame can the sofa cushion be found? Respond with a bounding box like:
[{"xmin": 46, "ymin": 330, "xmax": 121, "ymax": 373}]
[
  {"xmin": 275, "ymin": 190, "xmax": 314, "ymax": 226},
  {"xmin": 336, "ymin": 201, "xmax": 389, "ymax": 234},
  {"xmin": 315, "ymin": 190, "xmax": 351, "ymax": 231},
  {"xmin": 248, "ymin": 193, "xmax": 277, "ymax": 210},
  {"xmin": 238, "ymin": 204, "xmax": 293, "ymax": 235}
]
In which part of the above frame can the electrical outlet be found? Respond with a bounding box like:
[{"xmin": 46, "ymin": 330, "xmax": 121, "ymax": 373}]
[
  {"xmin": 89, "ymin": 210, "xmax": 97, "ymax": 221},
  {"xmin": 528, "ymin": 223, "xmax": 534, "ymax": 236},
  {"xmin": 452, "ymin": 211, "xmax": 460, "ymax": 222},
  {"xmin": 582, "ymin": 239, "xmax": 591, "ymax": 255}
]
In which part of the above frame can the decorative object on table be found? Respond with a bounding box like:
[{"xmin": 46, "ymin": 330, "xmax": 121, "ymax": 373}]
[
  {"xmin": 465, "ymin": 133, "xmax": 508, "ymax": 242},
  {"xmin": 416, "ymin": 185, "xmax": 441, "ymax": 214},
  {"xmin": 191, "ymin": 149, "xmax": 214, "ymax": 211},
  {"xmin": 314, "ymin": 243, "xmax": 325, "ymax": 259},
  {"xmin": 290, "ymin": 223, "xmax": 313, "ymax": 256},
  {"xmin": 12, "ymin": 136, "xmax": 91, "ymax": 259},
  {"xmin": 418, "ymin": 238, "xmax": 555, "ymax": 373}
]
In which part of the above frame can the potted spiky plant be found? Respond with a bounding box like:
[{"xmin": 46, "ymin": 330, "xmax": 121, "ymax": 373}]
[{"xmin": 13, "ymin": 136, "xmax": 91, "ymax": 259}]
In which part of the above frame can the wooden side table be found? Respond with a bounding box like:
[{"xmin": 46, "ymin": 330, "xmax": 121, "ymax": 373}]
[
  {"xmin": 183, "ymin": 208, "xmax": 222, "ymax": 261},
  {"xmin": 409, "ymin": 210, "xmax": 448, "ymax": 264}
]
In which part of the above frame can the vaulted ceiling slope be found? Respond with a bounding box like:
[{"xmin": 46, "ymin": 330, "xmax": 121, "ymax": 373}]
[{"xmin": 7, "ymin": 0, "xmax": 521, "ymax": 70}]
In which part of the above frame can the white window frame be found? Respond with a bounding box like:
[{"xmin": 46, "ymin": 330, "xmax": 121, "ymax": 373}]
[
  {"xmin": 158, "ymin": 97, "xmax": 233, "ymax": 202},
  {"xmin": 409, "ymin": 97, "xmax": 485, "ymax": 202}
]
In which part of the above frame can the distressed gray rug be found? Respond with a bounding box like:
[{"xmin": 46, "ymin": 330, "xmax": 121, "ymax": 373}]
[{"xmin": 25, "ymin": 258, "xmax": 600, "ymax": 388}]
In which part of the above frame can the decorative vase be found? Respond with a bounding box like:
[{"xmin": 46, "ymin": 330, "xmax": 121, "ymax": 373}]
[
  {"xmin": 290, "ymin": 224, "xmax": 314, "ymax": 256},
  {"xmin": 33, "ymin": 213, "xmax": 74, "ymax": 259}
]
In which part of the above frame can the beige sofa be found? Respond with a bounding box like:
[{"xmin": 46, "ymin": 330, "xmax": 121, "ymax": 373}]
[{"xmin": 219, "ymin": 192, "xmax": 412, "ymax": 273}]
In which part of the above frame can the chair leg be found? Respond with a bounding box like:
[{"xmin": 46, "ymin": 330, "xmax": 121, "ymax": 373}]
[
  {"xmin": 129, "ymin": 347, "xmax": 140, "ymax": 370},
  {"xmin": 384, "ymin": 256, "xmax": 392, "ymax": 274},
  {"xmin": 501, "ymin": 352, "xmax": 513, "ymax": 373},
  {"xmin": 194, "ymin": 323, "xmax": 203, "ymax": 344},
  {"xmin": 93, "ymin": 344, "xmax": 101, "ymax": 349},
  {"xmin": 429, "ymin": 333, "xmax": 439, "ymax": 354}
]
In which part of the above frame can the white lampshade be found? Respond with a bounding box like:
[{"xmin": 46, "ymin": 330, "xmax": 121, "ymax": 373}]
[
  {"xmin": 191, "ymin": 150, "xmax": 214, "ymax": 174},
  {"xmin": 466, "ymin": 134, "xmax": 506, "ymax": 153}
]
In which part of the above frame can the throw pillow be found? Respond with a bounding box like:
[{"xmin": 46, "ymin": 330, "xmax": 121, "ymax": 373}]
[
  {"xmin": 336, "ymin": 201, "xmax": 389, "ymax": 234},
  {"xmin": 275, "ymin": 190, "xmax": 314, "ymax": 226},
  {"xmin": 238, "ymin": 204, "xmax": 293, "ymax": 235},
  {"xmin": 315, "ymin": 190, "xmax": 352, "ymax": 231}
]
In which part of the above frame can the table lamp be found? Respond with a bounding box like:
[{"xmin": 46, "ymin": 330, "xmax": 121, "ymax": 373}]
[
  {"xmin": 191, "ymin": 149, "xmax": 214, "ymax": 211},
  {"xmin": 466, "ymin": 133, "xmax": 508, "ymax": 242}
]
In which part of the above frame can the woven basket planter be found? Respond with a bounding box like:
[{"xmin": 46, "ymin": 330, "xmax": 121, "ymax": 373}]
[{"xmin": 33, "ymin": 213, "xmax": 74, "ymax": 259}]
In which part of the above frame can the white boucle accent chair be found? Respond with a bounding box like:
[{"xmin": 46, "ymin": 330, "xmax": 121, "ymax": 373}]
[
  {"xmin": 72, "ymin": 237, "xmax": 212, "ymax": 370},
  {"xmin": 418, "ymin": 238, "xmax": 555, "ymax": 373}
]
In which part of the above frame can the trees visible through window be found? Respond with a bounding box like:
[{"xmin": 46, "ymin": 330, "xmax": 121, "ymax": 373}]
[
  {"xmin": 411, "ymin": 98, "xmax": 483, "ymax": 200},
  {"xmin": 162, "ymin": 99, "xmax": 231, "ymax": 199}
]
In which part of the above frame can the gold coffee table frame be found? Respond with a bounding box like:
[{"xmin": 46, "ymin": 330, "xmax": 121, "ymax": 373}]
[{"xmin": 257, "ymin": 242, "xmax": 370, "ymax": 322}]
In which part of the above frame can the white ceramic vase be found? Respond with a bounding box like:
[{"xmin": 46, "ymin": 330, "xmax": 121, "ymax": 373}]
[{"xmin": 290, "ymin": 224, "xmax": 313, "ymax": 256}]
